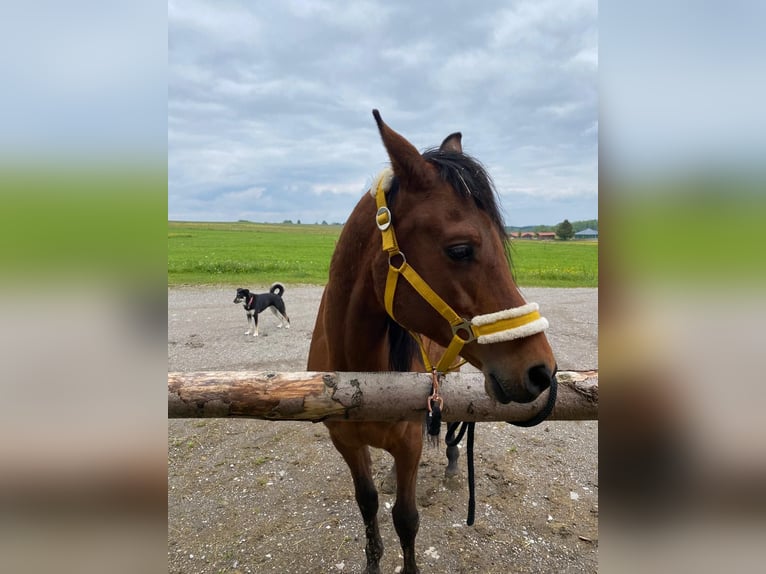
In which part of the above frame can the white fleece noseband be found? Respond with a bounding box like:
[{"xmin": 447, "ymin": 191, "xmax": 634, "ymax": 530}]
[{"xmin": 471, "ymin": 303, "xmax": 549, "ymax": 344}]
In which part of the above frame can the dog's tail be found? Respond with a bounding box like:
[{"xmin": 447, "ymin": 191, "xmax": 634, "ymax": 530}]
[{"xmin": 270, "ymin": 282, "xmax": 285, "ymax": 297}]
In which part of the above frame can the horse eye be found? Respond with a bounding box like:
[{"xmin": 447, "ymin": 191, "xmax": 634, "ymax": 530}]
[{"xmin": 446, "ymin": 244, "xmax": 474, "ymax": 261}]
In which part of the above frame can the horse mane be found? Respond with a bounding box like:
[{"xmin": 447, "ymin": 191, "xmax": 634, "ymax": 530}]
[
  {"xmin": 385, "ymin": 149, "xmax": 508, "ymax": 241},
  {"xmin": 422, "ymin": 148, "xmax": 509, "ymax": 241},
  {"xmin": 387, "ymin": 318, "xmax": 421, "ymax": 371},
  {"xmin": 383, "ymin": 148, "xmax": 512, "ymax": 370}
]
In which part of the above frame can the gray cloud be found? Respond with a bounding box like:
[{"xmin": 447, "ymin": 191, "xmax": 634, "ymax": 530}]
[{"xmin": 169, "ymin": 0, "xmax": 597, "ymax": 226}]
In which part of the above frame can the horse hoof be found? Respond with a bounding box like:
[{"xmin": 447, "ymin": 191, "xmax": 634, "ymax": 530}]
[
  {"xmin": 444, "ymin": 473, "xmax": 463, "ymax": 491},
  {"xmin": 444, "ymin": 464, "xmax": 460, "ymax": 479}
]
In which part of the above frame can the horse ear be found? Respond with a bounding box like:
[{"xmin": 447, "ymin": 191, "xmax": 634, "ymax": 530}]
[
  {"xmin": 372, "ymin": 109, "xmax": 435, "ymax": 190},
  {"xmin": 440, "ymin": 132, "xmax": 463, "ymax": 153}
]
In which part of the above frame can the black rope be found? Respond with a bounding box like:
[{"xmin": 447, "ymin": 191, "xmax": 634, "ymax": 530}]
[
  {"xmin": 445, "ymin": 377, "xmax": 558, "ymax": 526},
  {"xmin": 445, "ymin": 421, "xmax": 476, "ymax": 525},
  {"xmin": 509, "ymin": 377, "xmax": 558, "ymax": 428}
]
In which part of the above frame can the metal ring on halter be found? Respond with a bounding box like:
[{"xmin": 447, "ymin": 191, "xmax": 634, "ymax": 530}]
[
  {"xmin": 388, "ymin": 251, "xmax": 406, "ymax": 270},
  {"xmin": 451, "ymin": 319, "xmax": 476, "ymax": 343},
  {"xmin": 376, "ymin": 206, "xmax": 392, "ymax": 230}
]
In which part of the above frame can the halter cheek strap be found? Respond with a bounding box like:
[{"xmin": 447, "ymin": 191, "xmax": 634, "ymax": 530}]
[{"xmin": 372, "ymin": 168, "xmax": 549, "ymax": 373}]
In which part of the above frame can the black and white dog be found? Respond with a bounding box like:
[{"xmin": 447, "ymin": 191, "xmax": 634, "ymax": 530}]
[{"xmin": 233, "ymin": 283, "xmax": 290, "ymax": 337}]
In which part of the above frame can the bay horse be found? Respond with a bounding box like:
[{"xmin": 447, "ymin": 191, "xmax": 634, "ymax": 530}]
[{"xmin": 307, "ymin": 110, "xmax": 557, "ymax": 574}]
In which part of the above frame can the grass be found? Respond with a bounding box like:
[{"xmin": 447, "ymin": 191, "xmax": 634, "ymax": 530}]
[
  {"xmin": 168, "ymin": 221, "xmax": 597, "ymax": 288},
  {"xmin": 510, "ymin": 240, "xmax": 598, "ymax": 287},
  {"xmin": 168, "ymin": 221, "xmax": 341, "ymax": 285}
]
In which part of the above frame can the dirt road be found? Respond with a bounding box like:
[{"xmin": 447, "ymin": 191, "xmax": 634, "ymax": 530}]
[{"xmin": 168, "ymin": 286, "xmax": 598, "ymax": 573}]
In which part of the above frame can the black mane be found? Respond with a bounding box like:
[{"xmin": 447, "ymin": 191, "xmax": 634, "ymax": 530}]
[
  {"xmin": 387, "ymin": 318, "xmax": 421, "ymax": 372},
  {"xmin": 387, "ymin": 149, "xmax": 508, "ymax": 241},
  {"xmin": 422, "ymin": 148, "xmax": 508, "ymax": 240}
]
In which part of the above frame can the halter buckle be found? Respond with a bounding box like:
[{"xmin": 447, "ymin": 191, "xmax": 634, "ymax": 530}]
[
  {"xmin": 376, "ymin": 206, "xmax": 392, "ymax": 230},
  {"xmin": 451, "ymin": 319, "xmax": 476, "ymax": 343}
]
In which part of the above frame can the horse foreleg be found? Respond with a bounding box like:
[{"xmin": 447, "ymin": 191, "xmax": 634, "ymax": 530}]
[
  {"xmin": 391, "ymin": 425, "xmax": 422, "ymax": 574},
  {"xmin": 357, "ymin": 477, "xmax": 384, "ymax": 572},
  {"xmin": 333, "ymin": 442, "xmax": 384, "ymax": 573}
]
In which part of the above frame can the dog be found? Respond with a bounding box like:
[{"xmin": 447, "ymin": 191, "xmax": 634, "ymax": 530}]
[{"xmin": 233, "ymin": 283, "xmax": 290, "ymax": 337}]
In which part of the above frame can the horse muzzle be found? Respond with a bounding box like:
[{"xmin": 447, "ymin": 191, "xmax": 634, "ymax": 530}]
[{"xmin": 486, "ymin": 363, "xmax": 555, "ymax": 404}]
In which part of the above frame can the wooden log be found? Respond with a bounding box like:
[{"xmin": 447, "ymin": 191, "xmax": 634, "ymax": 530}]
[{"xmin": 168, "ymin": 370, "xmax": 597, "ymax": 423}]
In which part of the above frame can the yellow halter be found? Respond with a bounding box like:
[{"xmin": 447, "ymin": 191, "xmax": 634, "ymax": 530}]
[{"xmin": 372, "ymin": 168, "xmax": 549, "ymax": 373}]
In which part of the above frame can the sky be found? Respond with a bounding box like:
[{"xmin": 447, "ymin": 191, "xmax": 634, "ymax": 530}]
[{"xmin": 168, "ymin": 0, "xmax": 597, "ymax": 227}]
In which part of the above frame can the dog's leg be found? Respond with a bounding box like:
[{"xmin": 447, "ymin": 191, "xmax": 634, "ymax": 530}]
[
  {"xmin": 245, "ymin": 313, "xmax": 253, "ymax": 335},
  {"xmin": 272, "ymin": 304, "xmax": 290, "ymax": 329},
  {"xmin": 270, "ymin": 307, "xmax": 284, "ymax": 328},
  {"xmin": 253, "ymin": 313, "xmax": 259, "ymax": 337}
]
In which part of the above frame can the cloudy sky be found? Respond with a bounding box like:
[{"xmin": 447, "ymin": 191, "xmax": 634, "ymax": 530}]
[{"xmin": 168, "ymin": 0, "xmax": 597, "ymax": 227}]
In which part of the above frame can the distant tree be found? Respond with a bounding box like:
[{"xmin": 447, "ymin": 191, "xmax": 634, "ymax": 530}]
[
  {"xmin": 296, "ymin": 219, "xmax": 301, "ymax": 225},
  {"xmin": 321, "ymin": 220, "xmax": 328, "ymax": 225},
  {"xmin": 572, "ymin": 219, "xmax": 598, "ymax": 233},
  {"xmin": 555, "ymin": 219, "xmax": 574, "ymax": 240},
  {"xmin": 283, "ymin": 219, "xmax": 293, "ymax": 224}
]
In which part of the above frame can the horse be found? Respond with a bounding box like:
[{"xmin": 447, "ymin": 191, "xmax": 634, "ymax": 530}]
[{"xmin": 307, "ymin": 110, "xmax": 557, "ymax": 574}]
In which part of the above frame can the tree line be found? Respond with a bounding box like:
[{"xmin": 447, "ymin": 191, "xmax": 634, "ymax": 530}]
[{"xmin": 507, "ymin": 219, "xmax": 597, "ymax": 233}]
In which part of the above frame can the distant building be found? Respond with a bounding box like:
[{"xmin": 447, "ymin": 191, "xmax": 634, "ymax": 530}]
[
  {"xmin": 575, "ymin": 228, "xmax": 598, "ymax": 239},
  {"xmin": 537, "ymin": 232, "xmax": 556, "ymax": 240}
]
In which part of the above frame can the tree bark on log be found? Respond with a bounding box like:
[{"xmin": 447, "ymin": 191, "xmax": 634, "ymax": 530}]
[{"xmin": 168, "ymin": 370, "xmax": 597, "ymax": 423}]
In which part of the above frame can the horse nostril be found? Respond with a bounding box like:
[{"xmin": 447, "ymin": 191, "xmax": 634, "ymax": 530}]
[{"xmin": 526, "ymin": 364, "xmax": 552, "ymax": 397}]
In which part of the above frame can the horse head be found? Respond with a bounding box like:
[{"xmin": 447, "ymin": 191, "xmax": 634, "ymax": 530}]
[{"xmin": 371, "ymin": 110, "xmax": 557, "ymax": 404}]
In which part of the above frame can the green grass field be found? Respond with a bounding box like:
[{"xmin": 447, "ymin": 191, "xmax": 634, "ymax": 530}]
[
  {"xmin": 509, "ymin": 240, "xmax": 598, "ymax": 287},
  {"xmin": 168, "ymin": 221, "xmax": 598, "ymax": 287}
]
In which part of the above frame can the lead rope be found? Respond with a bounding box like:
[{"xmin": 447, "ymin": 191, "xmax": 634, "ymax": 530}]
[
  {"xmin": 445, "ymin": 420, "xmax": 476, "ymax": 525},
  {"xmin": 509, "ymin": 374, "xmax": 558, "ymax": 428},
  {"xmin": 445, "ymin": 377, "xmax": 559, "ymax": 526}
]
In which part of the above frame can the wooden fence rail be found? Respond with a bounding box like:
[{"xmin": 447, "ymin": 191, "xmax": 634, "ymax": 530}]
[{"xmin": 168, "ymin": 370, "xmax": 597, "ymax": 423}]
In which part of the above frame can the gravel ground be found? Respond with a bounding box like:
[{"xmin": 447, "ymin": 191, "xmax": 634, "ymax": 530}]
[{"xmin": 168, "ymin": 285, "xmax": 598, "ymax": 573}]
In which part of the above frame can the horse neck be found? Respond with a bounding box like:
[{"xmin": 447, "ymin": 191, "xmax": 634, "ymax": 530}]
[{"xmin": 321, "ymin": 195, "xmax": 392, "ymax": 371}]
